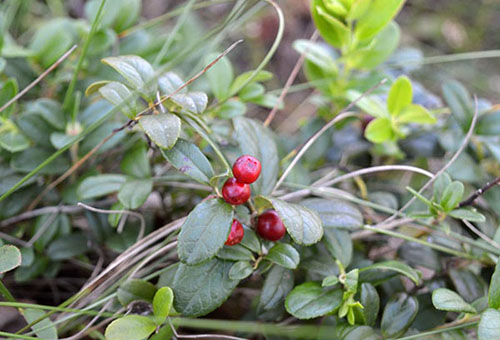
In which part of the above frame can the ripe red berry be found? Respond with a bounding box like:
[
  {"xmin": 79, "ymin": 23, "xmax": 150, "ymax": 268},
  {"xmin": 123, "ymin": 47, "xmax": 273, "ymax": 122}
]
[
  {"xmin": 222, "ymin": 178, "xmax": 251, "ymax": 205},
  {"xmin": 233, "ymin": 155, "xmax": 262, "ymax": 184},
  {"xmin": 256, "ymin": 210, "xmax": 286, "ymax": 241},
  {"xmin": 225, "ymin": 219, "xmax": 245, "ymax": 246}
]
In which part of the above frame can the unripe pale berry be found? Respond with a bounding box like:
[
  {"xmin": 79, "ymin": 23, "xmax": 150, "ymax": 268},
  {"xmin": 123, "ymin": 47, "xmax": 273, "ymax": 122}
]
[
  {"xmin": 225, "ymin": 219, "xmax": 245, "ymax": 246},
  {"xmin": 233, "ymin": 155, "xmax": 261, "ymax": 184},
  {"xmin": 222, "ymin": 178, "xmax": 251, "ymax": 205},
  {"xmin": 256, "ymin": 210, "xmax": 286, "ymax": 241}
]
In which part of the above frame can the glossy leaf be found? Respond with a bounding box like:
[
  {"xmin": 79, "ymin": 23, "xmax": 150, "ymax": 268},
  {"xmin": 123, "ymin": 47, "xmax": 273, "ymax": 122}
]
[
  {"xmin": 0, "ymin": 245, "xmax": 22, "ymax": 274},
  {"xmin": 449, "ymin": 208, "xmax": 485, "ymax": 222},
  {"xmin": 205, "ymin": 53, "xmax": 233, "ymax": 100},
  {"xmin": 365, "ymin": 118, "xmax": 394, "ymax": 143},
  {"xmin": 397, "ymin": 104, "xmax": 436, "ymax": 124},
  {"xmin": 139, "ymin": 113, "xmax": 181, "ymax": 149},
  {"xmin": 312, "ymin": 1, "xmax": 349, "ymax": 48},
  {"xmin": 478, "ymin": 309, "xmax": 500, "ymax": 340},
  {"xmin": 323, "ymin": 228, "xmax": 352, "ymax": 267},
  {"xmin": 358, "ymin": 283, "xmax": 380, "ymax": 326},
  {"xmin": 153, "ymin": 287, "xmax": 174, "ymax": 324},
  {"xmin": 24, "ymin": 308, "xmax": 58, "ymax": 340},
  {"xmin": 488, "ymin": 260, "xmax": 500, "ymax": 309},
  {"xmin": 0, "ymin": 131, "xmax": 30, "ymax": 153},
  {"xmin": 217, "ymin": 244, "xmax": 254, "ymax": 261},
  {"xmin": 355, "ymin": 0, "xmax": 405, "ymax": 41},
  {"xmin": 102, "ymin": 55, "xmax": 157, "ymax": 98},
  {"xmin": 178, "ymin": 199, "xmax": 233, "ymax": 265},
  {"xmin": 233, "ymin": 117, "xmax": 279, "ymax": 195},
  {"xmin": 117, "ymin": 279, "xmax": 157, "ymax": 306},
  {"xmin": 359, "ymin": 260, "xmax": 421, "ymax": 285},
  {"xmin": 388, "ymin": 76, "xmax": 412, "ymax": 115},
  {"xmin": 46, "ymin": 233, "xmax": 89, "ymax": 260},
  {"xmin": 381, "ymin": 293, "xmax": 418, "ymax": 338},
  {"xmin": 440, "ymin": 181, "xmax": 464, "ymax": 212},
  {"xmin": 285, "ymin": 282, "xmax": 343, "ymax": 319},
  {"xmin": 432, "ymin": 288, "xmax": 476, "ymax": 314},
  {"xmin": 261, "ymin": 197, "xmax": 323, "ymax": 245},
  {"xmin": 302, "ymin": 198, "xmax": 363, "ymax": 230},
  {"xmin": 118, "ymin": 178, "xmax": 153, "ymax": 209},
  {"xmin": 265, "ymin": 243, "xmax": 300, "ymax": 269},
  {"xmin": 450, "ymin": 268, "xmax": 488, "ymax": 303},
  {"xmin": 105, "ymin": 315, "xmax": 156, "ymax": 340},
  {"xmin": 258, "ymin": 265, "xmax": 294, "ymax": 312},
  {"xmin": 98, "ymin": 81, "xmax": 137, "ymax": 118},
  {"xmin": 172, "ymin": 258, "xmax": 239, "ymax": 317},
  {"xmin": 161, "ymin": 139, "xmax": 214, "ymax": 185},
  {"xmin": 229, "ymin": 261, "xmax": 253, "ymax": 280},
  {"xmin": 77, "ymin": 174, "xmax": 126, "ymax": 199}
]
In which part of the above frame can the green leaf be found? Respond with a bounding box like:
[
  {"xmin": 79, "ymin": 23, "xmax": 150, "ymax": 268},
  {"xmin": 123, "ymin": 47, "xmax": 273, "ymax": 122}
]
[
  {"xmin": 397, "ymin": 104, "xmax": 436, "ymax": 124},
  {"xmin": 240, "ymin": 227, "xmax": 261, "ymax": 253},
  {"xmin": 204, "ymin": 53, "xmax": 233, "ymax": 100},
  {"xmin": 381, "ymin": 293, "xmax": 419, "ymax": 338},
  {"xmin": 0, "ymin": 245, "xmax": 22, "ymax": 274},
  {"xmin": 346, "ymin": 21, "xmax": 400, "ymax": 70},
  {"xmin": 323, "ymin": 229, "xmax": 352, "ymax": 267},
  {"xmin": 432, "ymin": 288, "xmax": 476, "ymax": 314},
  {"xmin": 433, "ymin": 172, "xmax": 452, "ymax": 202},
  {"xmin": 355, "ymin": 0, "xmax": 405, "ymax": 42},
  {"xmin": 172, "ymin": 258, "xmax": 239, "ymax": 317},
  {"xmin": 150, "ymin": 325, "xmax": 174, "ymax": 340},
  {"xmin": 292, "ymin": 40, "xmax": 338, "ymax": 73},
  {"xmin": 488, "ymin": 260, "xmax": 500, "ymax": 309},
  {"xmin": 285, "ymin": 282, "xmax": 343, "ymax": 319},
  {"xmin": 359, "ymin": 260, "xmax": 421, "ymax": 285},
  {"xmin": 358, "ymin": 283, "xmax": 380, "ymax": 326},
  {"xmin": 322, "ymin": 275, "xmax": 339, "ymax": 287},
  {"xmin": 450, "ymin": 268, "xmax": 488, "ymax": 303},
  {"xmin": 0, "ymin": 131, "xmax": 30, "ymax": 153},
  {"xmin": 478, "ymin": 309, "xmax": 500, "ymax": 340},
  {"xmin": 178, "ymin": 199, "xmax": 234, "ymax": 265},
  {"xmin": 440, "ymin": 181, "xmax": 464, "ymax": 212},
  {"xmin": 365, "ymin": 118, "xmax": 394, "ymax": 143},
  {"xmin": 229, "ymin": 261, "xmax": 253, "ymax": 280},
  {"xmin": 0, "ymin": 78, "xmax": 18, "ymax": 118},
  {"xmin": 118, "ymin": 178, "xmax": 153, "ymax": 209},
  {"xmin": 258, "ymin": 265, "xmax": 294, "ymax": 312},
  {"xmin": 347, "ymin": 0, "xmax": 372, "ymax": 20},
  {"xmin": 230, "ymin": 70, "xmax": 273, "ymax": 94},
  {"xmin": 167, "ymin": 92, "xmax": 208, "ymax": 115},
  {"xmin": 153, "ymin": 287, "xmax": 174, "ymax": 324},
  {"xmin": 102, "ymin": 55, "xmax": 157, "ymax": 99},
  {"xmin": 261, "ymin": 197, "xmax": 323, "ymax": 245},
  {"xmin": 233, "ymin": 117, "xmax": 279, "ymax": 196},
  {"xmin": 336, "ymin": 325, "xmax": 381, "ymax": 340},
  {"xmin": 265, "ymin": 243, "xmax": 300, "ymax": 269},
  {"xmin": 301, "ymin": 198, "xmax": 363, "ymax": 230},
  {"xmin": 158, "ymin": 72, "xmax": 186, "ymax": 94},
  {"xmin": 77, "ymin": 174, "xmax": 126, "ymax": 199},
  {"xmin": 139, "ymin": 113, "xmax": 181, "ymax": 149},
  {"xmin": 346, "ymin": 91, "xmax": 387, "ymax": 118},
  {"xmin": 98, "ymin": 81, "xmax": 137, "ymax": 119},
  {"xmin": 117, "ymin": 279, "xmax": 157, "ymax": 306},
  {"xmin": 312, "ymin": 0, "xmax": 349, "ymax": 48},
  {"xmin": 46, "ymin": 233, "xmax": 89, "ymax": 260},
  {"xmin": 216, "ymin": 99, "xmax": 247, "ymax": 119},
  {"xmin": 11, "ymin": 147, "xmax": 70, "ymax": 175},
  {"xmin": 442, "ymin": 80, "xmax": 473, "ymax": 130},
  {"xmin": 161, "ymin": 139, "xmax": 214, "ymax": 185},
  {"xmin": 121, "ymin": 143, "xmax": 151, "ymax": 178},
  {"xmin": 24, "ymin": 308, "xmax": 58, "ymax": 340},
  {"xmin": 388, "ymin": 76, "xmax": 412, "ymax": 115},
  {"xmin": 449, "ymin": 208, "xmax": 486, "ymax": 222},
  {"xmin": 217, "ymin": 244, "xmax": 254, "ymax": 261},
  {"xmin": 239, "ymin": 83, "xmax": 265, "ymax": 101},
  {"xmin": 105, "ymin": 315, "xmax": 156, "ymax": 340}
]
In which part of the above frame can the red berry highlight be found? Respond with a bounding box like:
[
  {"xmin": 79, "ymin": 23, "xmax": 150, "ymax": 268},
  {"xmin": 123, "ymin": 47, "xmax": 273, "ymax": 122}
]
[
  {"xmin": 233, "ymin": 155, "xmax": 262, "ymax": 184},
  {"xmin": 256, "ymin": 210, "xmax": 286, "ymax": 241},
  {"xmin": 222, "ymin": 178, "xmax": 251, "ymax": 205},
  {"xmin": 225, "ymin": 219, "xmax": 245, "ymax": 246}
]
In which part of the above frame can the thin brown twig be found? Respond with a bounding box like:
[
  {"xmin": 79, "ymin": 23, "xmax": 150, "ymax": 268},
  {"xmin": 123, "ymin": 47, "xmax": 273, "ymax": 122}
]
[
  {"xmin": 0, "ymin": 45, "xmax": 78, "ymax": 113},
  {"xmin": 458, "ymin": 177, "xmax": 500, "ymax": 207},
  {"xmin": 168, "ymin": 318, "xmax": 249, "ymax": 340},
  {"xmin": 263, "ymin": 30, "xmax": 319, "ymax": 127}
]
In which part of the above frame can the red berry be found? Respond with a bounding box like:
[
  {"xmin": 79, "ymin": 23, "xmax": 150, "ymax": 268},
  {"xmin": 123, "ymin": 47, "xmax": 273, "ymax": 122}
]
[
  {"xmin": 256, "ymin": 210, "xmax": 286, "ymax": 241},
  {"xmin": 225, "ymin": 219, "xmax": 245, "ymax": 246},
  {"xmin": 233, "ymin": 155, "xmax": 262, "ymax": 184},
  {"xmin": 222, "ymin": 178, "xmax": 251, "ymax": 205}
]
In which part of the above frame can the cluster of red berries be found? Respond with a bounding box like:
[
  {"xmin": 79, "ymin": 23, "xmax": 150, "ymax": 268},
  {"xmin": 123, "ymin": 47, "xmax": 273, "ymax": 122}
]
[{"xmin": 222, "ymin": 155, "xmax": 286, "ymax": 246}]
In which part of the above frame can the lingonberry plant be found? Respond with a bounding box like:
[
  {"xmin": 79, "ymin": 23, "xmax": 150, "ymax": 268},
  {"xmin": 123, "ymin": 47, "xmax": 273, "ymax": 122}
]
[{"xmin": 1, "ymin": 1, "xmax": 500, "ymax": 339}]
